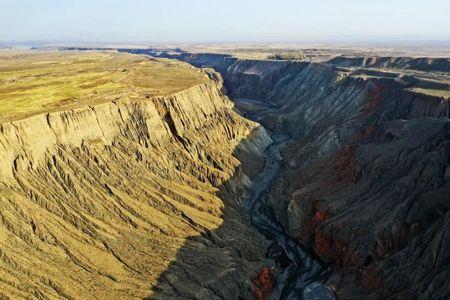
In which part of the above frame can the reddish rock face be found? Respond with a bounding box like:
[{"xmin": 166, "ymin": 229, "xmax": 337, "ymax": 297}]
[
  {"xmin": 313, "ymin": 210, "xmax": 328, "ymax": 224},
  {"xmin": 334, "ymin": 144, "xmax": 362, "ymax": 184},
  {"xmin": 251, "ymin": 266, "xmax": 274, "ymax": 300},
  {"xmin": 315, "ymin": 229, "xmax": 332, "ymax": 259},
  {"xmin": 357, "ymin": 82, "xmax": 382, "ymax": 118},
  {"xmin": 359, "ymin": 263, "xmax": 383, "ymax": 290}
]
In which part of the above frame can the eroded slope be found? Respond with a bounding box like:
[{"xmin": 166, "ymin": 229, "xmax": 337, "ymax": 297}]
[
  {"xmin": 0, "ymin": 52, "xmax": 270, "ymax": 299},
  {"xmin": 156, "ymin": 52, "xmax": 450, "ymax": 299}
]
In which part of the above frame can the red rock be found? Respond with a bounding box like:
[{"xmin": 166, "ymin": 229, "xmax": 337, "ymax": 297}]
[
  {"xmin": 357, "ymin": 82, "xmax": 382, "ymax": 118},
  {"xmin": 251, "ymin": 266, "xmax": 274, "ymax": 300},
  {"xmin": 314, "ymin": 210, "xmax": 328, "ymax": 223},
  {"xmin": 359, "ymin": 264, "xmax": 383, "ymax": 289},
  {"xmin": 315, "ymin": 229, "xmax": 332, "ymax": 259},
  {"xmin": 333, "ymin": 144, "xmax": 362, "ymax": 184}
]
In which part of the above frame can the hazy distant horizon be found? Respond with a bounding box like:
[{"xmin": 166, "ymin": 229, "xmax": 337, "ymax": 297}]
[
  {"xmin": 2, "ymin": 36, "xmax": 450, "ymax": 46},
  {"xmin": 2, "ymin": 0, "xmax": 450, "ymax": 45},
  {"xmin": 2, "ymin": 37, "xmax": 450, "ymax": 50}
]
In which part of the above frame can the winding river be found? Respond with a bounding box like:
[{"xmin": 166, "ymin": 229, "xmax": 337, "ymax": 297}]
[{"xmin": 238, "ymin": 99, "xmax": 335, "ymax": 300}]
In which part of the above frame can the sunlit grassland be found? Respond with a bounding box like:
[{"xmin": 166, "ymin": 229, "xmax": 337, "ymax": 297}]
[
  {"xmin": 408, "ymin": 87, "xmax": 450, "ymax": 99},
  {"xmin": 0, "ymin": 50, "xmax": 208, "ymax": 122}
]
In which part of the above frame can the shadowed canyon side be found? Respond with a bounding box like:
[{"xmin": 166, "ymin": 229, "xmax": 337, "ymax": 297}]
[
  {"xmin": 0, "ymin": 52, "xmax": 274, "ymax": 299},
  {"xmin": 121, "ymin": 49, "xmax": 450, "ymax": 299}
]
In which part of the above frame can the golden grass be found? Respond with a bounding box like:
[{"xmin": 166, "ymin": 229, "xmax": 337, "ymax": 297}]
[
  {"xmin": 0, "ymin": 50, "xmax": 208, "ymax": 122},
  {"xmin": 408, "ymin": 87, "xmax": 450, "ymax": 99}
]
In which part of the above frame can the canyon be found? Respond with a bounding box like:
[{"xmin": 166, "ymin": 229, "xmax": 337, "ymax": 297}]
[
  {"xmin": 119, "ymin": 48, "xmax": 450, "ymax": 299},
  {"xmin": 1, "ymin": 48, "xmax": 450, "ymax": 299}
]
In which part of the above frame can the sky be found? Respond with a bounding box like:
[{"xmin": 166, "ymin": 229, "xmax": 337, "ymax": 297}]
[{"xmin": 1, "ymin": 0, "xmax": 450, "ymax": 44}]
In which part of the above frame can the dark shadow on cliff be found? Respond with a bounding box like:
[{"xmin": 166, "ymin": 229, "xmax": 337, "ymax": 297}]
[{"xmin": 145, "ymin": 127, "xmax": 270, "ymax": 299}]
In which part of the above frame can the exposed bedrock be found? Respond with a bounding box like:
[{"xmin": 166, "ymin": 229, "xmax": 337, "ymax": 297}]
[{"xmin": 141, "ymin": 52, "xmax": 450, "ymax": 299}]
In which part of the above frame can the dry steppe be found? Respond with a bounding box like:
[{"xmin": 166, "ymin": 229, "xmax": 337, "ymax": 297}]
[{"xmin": 0, "ymin": 51, "xmax": 208, "ymax": 122}]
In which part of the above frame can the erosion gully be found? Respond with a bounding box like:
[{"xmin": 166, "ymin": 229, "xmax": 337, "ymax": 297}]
[{"xmin": 237, "ymin": 98, "xmax": 334, "ymax": 300}]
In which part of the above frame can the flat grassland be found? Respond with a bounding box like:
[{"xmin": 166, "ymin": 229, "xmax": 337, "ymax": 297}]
[{"xmin": 0, "ymin": 50, "xmax": 208, "ymax": 122}]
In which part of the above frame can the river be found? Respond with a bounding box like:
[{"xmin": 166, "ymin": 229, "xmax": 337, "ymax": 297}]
[{"xmin": 237, "ymin": 98, "xmax": 335, "ymax": 300}]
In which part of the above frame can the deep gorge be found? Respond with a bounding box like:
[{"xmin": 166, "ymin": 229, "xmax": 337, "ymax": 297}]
[
  {"xmin": 1, "ymin": 48, "xmax": 449, "ymax": 299},
  {"xmin": 119, "ymin": 49, "xmax": 450, "ymax": 299}
]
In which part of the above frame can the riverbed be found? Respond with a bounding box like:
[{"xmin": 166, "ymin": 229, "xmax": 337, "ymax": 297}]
[{"xmin": 237, "ymin": 98, "xmax": 335, "ymax": 300}]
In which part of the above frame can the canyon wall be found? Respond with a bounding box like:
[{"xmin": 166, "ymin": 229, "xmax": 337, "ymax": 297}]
[
  {"xmin": 0, "ymin": 82, "xmax": 271, "ymax": 299},
  {"xmin": 327, "ymin": 56, "xmax": 450, "ymax": 73},
  {"xmin": 159, "ymin": 53, "xmax": 450, "ymax": 299}
]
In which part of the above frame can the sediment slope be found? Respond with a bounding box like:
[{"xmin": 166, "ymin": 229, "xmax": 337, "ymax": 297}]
[{"xmin": 0, "ymin": 52, "xmax": 271, "ymax": 299}]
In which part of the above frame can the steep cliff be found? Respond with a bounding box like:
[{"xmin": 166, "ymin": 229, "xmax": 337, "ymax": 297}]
[
  {"xmin": 149, "ymin": 51, "xmax": 450, "ymax": 299},
  {"xmin": 0, "ymin": 53, "xmax": 272, "ymax": 299},
  {"xmin": 327, "ymin": 56, "xmax": 450, "ymax": 73}
]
